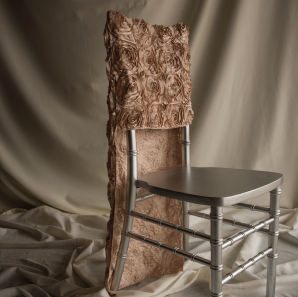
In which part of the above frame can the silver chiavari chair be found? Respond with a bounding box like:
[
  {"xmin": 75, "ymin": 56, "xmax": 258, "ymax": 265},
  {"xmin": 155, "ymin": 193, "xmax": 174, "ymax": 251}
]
[{"xmin": 111, "ymin": 125, "xmax": 282, "ymax": 297}]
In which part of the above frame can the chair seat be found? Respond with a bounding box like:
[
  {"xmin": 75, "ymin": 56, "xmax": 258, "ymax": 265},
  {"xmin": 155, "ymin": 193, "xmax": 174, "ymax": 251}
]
[{"xmin": 136, "ymin": 167, "xmax": 283, "ymax": 206}]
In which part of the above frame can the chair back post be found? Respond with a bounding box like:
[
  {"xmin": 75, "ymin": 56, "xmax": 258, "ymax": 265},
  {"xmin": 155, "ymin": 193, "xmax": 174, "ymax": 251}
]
[
  {"xmin": 126, "ymin": 130, "xmax": 138, "ymax": 216},
  {"xmin": 111, "ymin": 129, "xmax": 138, "ymax": 291},
  {"xmin": 181, "ymin": 125, "xmax": 190, "ymax": 251},
  {"xmin": 181, "ymin": 125, "xmax": 190, "ymax": 167}
]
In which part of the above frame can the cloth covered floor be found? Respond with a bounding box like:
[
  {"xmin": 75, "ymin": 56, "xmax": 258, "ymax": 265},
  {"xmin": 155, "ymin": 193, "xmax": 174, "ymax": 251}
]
[{"xmin": 0, "ymin": 205, "xmax": 297, "ymax": 297}]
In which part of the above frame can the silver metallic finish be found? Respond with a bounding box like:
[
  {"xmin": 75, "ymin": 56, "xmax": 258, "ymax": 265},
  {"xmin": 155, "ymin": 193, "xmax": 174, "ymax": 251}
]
[
  {"xmin": 181, "ymin": 126, "xmax": 190, "ymax": 251},
  {"xmin": 111, "ymin": 130, "xmax": 138, "ymax": 292},
  {"xmin": 222, "ymin": 217, "xmax": 274, "ymax": 249},
  {"xmin": 126, "ymin": 231, "xmax": 211, "ymax": 266},
  {"xmin": 157, "ymin": 242, "xmax": 163, "ymax": 249},
  {"xmin": 182, "ymin": 206, "xmax": 190, "ymax": 251},
  {"xmin": 136, "ymin": 193, "xmax": 157, "ymax": 202},
  {"xmin": 117, "ymin": 253, "xmax": 127, "ymax": 259},
  {"xmin": 188, "ymin": 210, "xmax": 270, "ymax": 235},
  {"xmin": 173, "ymin": 247, "xmax": 179, "ymax": 254},
  {"xmin": 222, "ymin": 247, "xmax": 273, "ymax": 285},
  {"xmin": 129, "ymin": 210, "xmax": 210, "ymax": 241},
  {"xmin": 181, "ymin": 125, "xmax": 190, "ymax": 167},
  {"xmin": 233, "ymin": 203, "xmax": 270, "ymax": 213},
  {"xmin": 266, "ymin": 187, "xmax": 281, "ymax": 297},
  {"xmin": 137, "ymin": 168, "xmax": 283, "ymax": 206},
  {"xmin": 210, "ymin": 206, "xmax": 223, "ymax": 297}
]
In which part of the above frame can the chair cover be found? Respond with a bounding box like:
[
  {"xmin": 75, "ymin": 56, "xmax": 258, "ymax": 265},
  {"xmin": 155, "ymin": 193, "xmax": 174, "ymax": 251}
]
[{"xmin": 104, "ymin": 10, "xmax": 194, "ymax": 293}]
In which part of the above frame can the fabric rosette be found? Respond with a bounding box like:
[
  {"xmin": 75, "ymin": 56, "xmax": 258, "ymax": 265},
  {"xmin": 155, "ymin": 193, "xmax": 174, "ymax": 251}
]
[
  {"xmin": 106, "ymin": 11, "xmax": 135, "ymax": 42},
  {"xmin": 117, "ymin": 105, "xmax": 146, "ymax": 129},
  {"xmin": 116, "ymin": 74, "xmax": 143, "ymax": 106},
  {"xmin": 154, "ymin": 25, "xmax": 173, "ymax": 44},
  {"xmin": 166, "ymin": 103, "xmax": 185, "ymax": 127},
  {"xmin": 181, "ymin": 69, "xmax": 193, "ymax": 102},
  {"xmin": 183, "ymin": 105, "xmax": 194, "ymax": 125},
  {"xmin": 148, "ymin": 104, "xmax": 165, "ymax": 128},
  {"xmin": 139, "ymin": 45, "xmax": 160, "ymax": 75},
  {"xmin": 170, "ymin": 41, "xmax": 183, "ymax": 55},
  {"xmin": 112, "ymin": 39, "xmax": 139, "ymax": 72},
  {"xmin": 165, "ymin": 73, "xmax": 184, "ymax": 103},
  {"xmin": 144, "ymin": 75, "xmax": 164, "ymax": 104},
  {"xmin": 166, "ymin": 41, "xmax": 190, "ymax": 71},
  {"xmin": 158, "ymin": 49, "xmax": 182, "ymax": 74},
  {"xmin": 180, "ymin": 44, "xmax": 191, "ymax": 71},
  {"xmin": 174, "ymin": 23, "xmax": 189, "ymax": 43},
  {"xmin": 133, "ymin": 19, "xmax": 154, "ymax": 45}
]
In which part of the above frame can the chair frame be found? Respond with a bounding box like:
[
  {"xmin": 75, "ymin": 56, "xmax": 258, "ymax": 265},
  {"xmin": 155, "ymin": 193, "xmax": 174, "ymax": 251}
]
[{"xmin": 111, "ymin": 126, "xmax": 281, "ymax": 297}]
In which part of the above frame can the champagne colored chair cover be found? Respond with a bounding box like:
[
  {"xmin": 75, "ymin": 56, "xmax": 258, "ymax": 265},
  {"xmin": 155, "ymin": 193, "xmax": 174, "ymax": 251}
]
[{"xmin": 104, "ymin": 11, "xmax": 194, "ymax": 293}]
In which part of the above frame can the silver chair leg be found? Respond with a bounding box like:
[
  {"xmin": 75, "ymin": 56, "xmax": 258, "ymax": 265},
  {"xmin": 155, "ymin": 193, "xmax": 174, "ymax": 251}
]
[
  {"xmin": 183, "ymin": 201, "xmax": 190, "ymax": 251},
  {"xmin": 111, "ymin": 130, "xmax": 138, "ymax": 291},
  {"xmin": 181, "ymin": 126, "xmax": 190, "ymax": 252},
  {"xmin": 210, "ymin": 206, "xmax": 223, "ymax": 297},
  {"xmin": 110, "ymin": 223, "xmax": 132, "ymax": 291},
  {"xmin": 266, "ymin": 187, "xmax": 281, "ymax": 297}
]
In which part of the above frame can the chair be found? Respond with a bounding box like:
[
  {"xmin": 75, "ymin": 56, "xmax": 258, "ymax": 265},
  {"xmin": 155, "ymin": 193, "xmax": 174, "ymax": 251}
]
[
  {"xmin": 104, "ymin": 10, "xmax": 283, "ymax": 297},
  {"xmin": 111, "ymin": 126, "xmax": 282, "ymax": 297}
]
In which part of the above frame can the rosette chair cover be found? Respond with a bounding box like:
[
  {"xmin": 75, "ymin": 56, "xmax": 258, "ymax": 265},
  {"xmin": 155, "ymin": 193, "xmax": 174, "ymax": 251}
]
[{"xmin": 104, "ymin": 11, "xmax": 194, "ymax": 294}]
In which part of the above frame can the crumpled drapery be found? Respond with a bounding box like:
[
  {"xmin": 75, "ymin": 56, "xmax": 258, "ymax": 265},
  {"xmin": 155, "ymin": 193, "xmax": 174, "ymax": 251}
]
[{"xmin": 0, "ymin": 205, "xmax": 297, "ymax": 297}]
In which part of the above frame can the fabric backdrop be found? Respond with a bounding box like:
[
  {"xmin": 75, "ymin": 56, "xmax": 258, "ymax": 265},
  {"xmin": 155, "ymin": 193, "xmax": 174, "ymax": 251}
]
[
  {"xmin": 0, "ymin": 0, "xmax": 297, "ymax": 215},
  {"xmin": 0, "ymin": 205, "xmax": 298, "ymax": 297}
]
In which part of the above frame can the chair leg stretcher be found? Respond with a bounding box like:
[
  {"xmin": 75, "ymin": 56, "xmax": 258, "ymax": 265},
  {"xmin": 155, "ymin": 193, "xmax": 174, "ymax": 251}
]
[
  {"xmin": 222, "ymin": 247, "xmax": 273, "ymax": 284},
  {"xmin": 188, "ymin": 210, "xmax": 270, "ymax": 234},
  {"xmin": 128, "ymin": 210, "xmax": 210, "ymax": 241},
  {"xmin": 125, "ymin": 231, "xmax": 211, "ymax": 266},
  {"xmin": 232, "ymin": 203, "xmax": 270, "ymax": 213}
]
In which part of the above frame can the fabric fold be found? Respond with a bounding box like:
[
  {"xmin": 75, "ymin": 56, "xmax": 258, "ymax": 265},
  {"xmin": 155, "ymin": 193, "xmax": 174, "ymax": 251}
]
[{"xmin": 0, "ymin": 206, "xmax": 297, "ymax": 296}]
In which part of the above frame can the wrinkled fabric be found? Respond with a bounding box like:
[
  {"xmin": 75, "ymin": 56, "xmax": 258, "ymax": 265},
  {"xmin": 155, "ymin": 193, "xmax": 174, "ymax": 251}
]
[
  {"xmin": 0, "ymin": 0, "xmax": 298, "ymax": 215},
  {"xmin": 0, "ymin": 206, "xmax": 109, "ymax": 297},
  {"xmin": 0, "ymin": 205, "xmax": 298, "ymax": 297}
]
